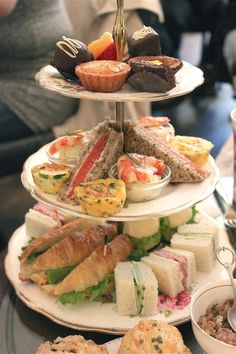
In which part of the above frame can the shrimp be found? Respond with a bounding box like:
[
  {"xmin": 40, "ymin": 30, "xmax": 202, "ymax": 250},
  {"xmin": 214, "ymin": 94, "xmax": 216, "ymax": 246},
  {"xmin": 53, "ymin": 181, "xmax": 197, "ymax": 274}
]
[
  {"xmin": 48, "ymin": 130, "xmax": 85, "ymax": 155},
  {"xmin": 117, "ymin": 153, "xmax": 165, "ymax": 183},
  {"xmin": 138, "ymin": 116, "xmax": 170, "ymax": 127}
]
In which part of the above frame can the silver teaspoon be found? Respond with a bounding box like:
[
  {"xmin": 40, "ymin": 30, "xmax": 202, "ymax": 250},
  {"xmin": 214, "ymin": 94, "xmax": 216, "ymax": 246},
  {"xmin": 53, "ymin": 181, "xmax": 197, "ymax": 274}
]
[{"xmin": 216, "ymin": 246, "xmax": 236, "ymax": 331}]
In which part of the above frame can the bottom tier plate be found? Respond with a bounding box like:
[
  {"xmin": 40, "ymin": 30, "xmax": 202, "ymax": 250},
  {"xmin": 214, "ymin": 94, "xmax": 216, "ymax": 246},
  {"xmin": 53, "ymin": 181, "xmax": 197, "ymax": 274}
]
[{"xmin": 5, "ymin": 213, "xmax": 231, "ymax": 335}]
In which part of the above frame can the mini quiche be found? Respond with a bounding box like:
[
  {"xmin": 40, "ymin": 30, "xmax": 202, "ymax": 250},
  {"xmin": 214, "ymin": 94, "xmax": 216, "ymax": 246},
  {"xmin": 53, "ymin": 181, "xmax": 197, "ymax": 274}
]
[
  {"xmin": 74, "ymin": 178, "xmax": 126, "ymax": 217},
  {"xmin": 168, "ymin": 135, "xmax": 214, "ymax": 166},
  {"xmin": 32, "ymin": 163, "xmax": 71, "ymax": 194}
]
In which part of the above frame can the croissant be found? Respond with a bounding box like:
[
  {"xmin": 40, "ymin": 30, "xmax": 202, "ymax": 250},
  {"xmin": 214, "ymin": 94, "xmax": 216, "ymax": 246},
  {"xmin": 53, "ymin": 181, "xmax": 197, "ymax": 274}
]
[
  {"xmin": 33, "ymin": 224, "xmax": 117, "ymax": 270},
  {"xmin": 20, "ymin": 218, "xmax": 100, "ymax": 264},
  {"xmin": 55, "ymin": 234, "xmax": 133, "ymax": 296}
]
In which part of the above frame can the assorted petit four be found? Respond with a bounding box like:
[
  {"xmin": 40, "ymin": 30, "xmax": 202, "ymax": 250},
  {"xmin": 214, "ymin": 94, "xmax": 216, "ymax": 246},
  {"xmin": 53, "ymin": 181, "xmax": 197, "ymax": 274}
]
[
  {"xmin": 128, "ymin": 56, "xmax": 176, "ymax": 92},
  {"xmin": 127, "ymin": 26, "xmax": 162, "ymax": 57},
  {"xmin": 75, "ymin": 60, "xmax": 130, "ymax": 92},
  {"xmin": 49, "ymin": 25, "xmax": 184, "ymax": 93},
  {"xmin": 87, "ymin": 32, "xmax": 116, "ymax": 60},
  {"xmin": 50, "ymin": 36, "xmax": 92, "ymax": 80}
]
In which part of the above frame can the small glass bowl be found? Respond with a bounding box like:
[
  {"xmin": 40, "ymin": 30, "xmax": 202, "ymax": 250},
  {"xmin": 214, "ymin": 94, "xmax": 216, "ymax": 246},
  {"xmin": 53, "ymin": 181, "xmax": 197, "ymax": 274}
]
[
  {"xmin": 46, "ymin": 137, "xmax": 86, "ymax": 167},
  {"xmin": 109, "ymin": 164, "xmax": 171, "ymax": 203}
]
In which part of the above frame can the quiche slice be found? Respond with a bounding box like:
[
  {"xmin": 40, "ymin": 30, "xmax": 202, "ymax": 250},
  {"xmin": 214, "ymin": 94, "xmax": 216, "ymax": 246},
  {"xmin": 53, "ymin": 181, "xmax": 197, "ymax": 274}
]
[{"xmin": 74, "ymin": 178, "xmax": 126, "ymax": 217}]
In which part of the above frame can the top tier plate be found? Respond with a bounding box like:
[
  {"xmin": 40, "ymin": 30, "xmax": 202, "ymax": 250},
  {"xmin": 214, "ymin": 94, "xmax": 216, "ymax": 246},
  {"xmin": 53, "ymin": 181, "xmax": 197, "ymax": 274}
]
[{"xmin": 35, "ymin": 61, "xmax": 204, "ymax": 102}]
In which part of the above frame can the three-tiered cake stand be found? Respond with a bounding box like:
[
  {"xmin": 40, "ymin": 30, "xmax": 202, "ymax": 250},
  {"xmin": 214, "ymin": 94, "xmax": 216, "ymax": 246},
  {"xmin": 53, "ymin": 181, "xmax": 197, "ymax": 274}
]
[{"xmin": 4, "ymin": 0, "xmax": 225, "ymax": 334}]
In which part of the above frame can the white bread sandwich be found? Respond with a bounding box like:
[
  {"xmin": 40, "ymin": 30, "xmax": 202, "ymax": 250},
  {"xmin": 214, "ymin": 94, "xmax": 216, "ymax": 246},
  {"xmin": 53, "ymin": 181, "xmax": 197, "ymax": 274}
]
[
  {"xmin": 141, "ymin": 253, "xmax": 184, "ymax": 298},
  {"xmin": 177, "ymin": 222, "xmax": 218, "ymax": 236},
  {"xmin": 25, "ymin": 203, "xmax": 67, "ymax": 239},
  {"xmin": 160, "ymin": 247, "xmax": 196, "ymax": 289},
  {"xmin": 114, "ymin": 261, "xmax": 158, "ymax": 316},
  {"xmin": 171, "ymin": 224, "xmax": 216, "ymax": 272},
  {"xmin": 142, "ymin": 247, "xmax": 196, "ymax": 297}
]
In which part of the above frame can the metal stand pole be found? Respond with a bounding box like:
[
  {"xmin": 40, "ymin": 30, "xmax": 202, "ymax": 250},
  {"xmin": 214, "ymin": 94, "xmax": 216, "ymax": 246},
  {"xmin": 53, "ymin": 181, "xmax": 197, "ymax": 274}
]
[{"xmin": 113, "ymin": 0, "xmax": 126, "ymax": 130}]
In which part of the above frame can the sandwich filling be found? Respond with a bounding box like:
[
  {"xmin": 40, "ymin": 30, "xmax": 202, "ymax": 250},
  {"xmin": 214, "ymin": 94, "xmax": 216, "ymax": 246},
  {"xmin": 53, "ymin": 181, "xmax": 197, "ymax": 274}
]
[
  {"xmin": 153, "ymin": 249, "xmax": 188, "ymax": 288},
  {"xmin": 131, "ymin": 261, "xmax": 145, "ymax": 315},
  {"xmin": 58, "ymin": 273, "xmax": 115, "ymax": 304},
  {"xmin": 67, "ymin": 134, "xmax": 109, "ymax": 197}
]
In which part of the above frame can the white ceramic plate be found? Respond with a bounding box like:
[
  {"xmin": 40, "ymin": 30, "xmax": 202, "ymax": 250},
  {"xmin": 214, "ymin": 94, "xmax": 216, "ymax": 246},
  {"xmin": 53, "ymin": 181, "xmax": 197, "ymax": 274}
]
[
  {"xmin": 4, "ymin": 214, "xmax": 231, "ymax": 334},
  {"xmin": 21, "ymin": 144, "xmax": 219, "ymax": 220},
  {"xmin": 35, "ymin": 62, "xmax": 204, "ymax": 102}
]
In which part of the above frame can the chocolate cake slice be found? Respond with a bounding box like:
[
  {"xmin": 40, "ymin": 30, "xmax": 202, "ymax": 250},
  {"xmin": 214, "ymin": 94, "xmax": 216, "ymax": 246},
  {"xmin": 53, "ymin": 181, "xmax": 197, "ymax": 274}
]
[{"xmin": 128, "ymin": 57, "xmax": 176, "ymax": 92}]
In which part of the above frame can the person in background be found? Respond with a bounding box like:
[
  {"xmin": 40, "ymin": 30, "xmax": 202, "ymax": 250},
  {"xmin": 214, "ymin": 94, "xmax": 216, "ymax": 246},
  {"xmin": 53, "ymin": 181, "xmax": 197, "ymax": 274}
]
[
  {"xmin": 0, "ymin": 0, "xmax": 78, "ymax": 176},
  {"xmin": 0, "ymin": 0, "xmax": 78, "ymax": 249}
]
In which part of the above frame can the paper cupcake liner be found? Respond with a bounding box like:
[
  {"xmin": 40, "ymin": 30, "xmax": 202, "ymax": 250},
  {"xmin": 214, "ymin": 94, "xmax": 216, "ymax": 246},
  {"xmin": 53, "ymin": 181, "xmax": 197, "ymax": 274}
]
[{"xmin": 128, "ymin": 71, "xmax": 176, "ymax": 93}]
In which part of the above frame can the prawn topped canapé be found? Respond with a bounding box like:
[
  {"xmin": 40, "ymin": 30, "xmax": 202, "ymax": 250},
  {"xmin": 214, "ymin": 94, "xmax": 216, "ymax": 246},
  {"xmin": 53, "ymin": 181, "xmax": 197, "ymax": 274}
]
[
  {"xmin": 117, "ymin": 153, "xmax": 166, "ymax": 184},
  {"xmin": 47, "ymin": 131, "xmax": 89, "ymax": 165},
  {"xmin": 137, "ymin": 116, "xmax": 175, "ymax": 140}
]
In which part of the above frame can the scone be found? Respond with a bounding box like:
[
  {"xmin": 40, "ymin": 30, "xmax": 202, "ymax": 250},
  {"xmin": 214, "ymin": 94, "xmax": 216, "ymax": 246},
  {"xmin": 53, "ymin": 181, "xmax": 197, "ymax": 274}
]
[
  {"xmin": 35, "ymin": 335, "xmax": 108, "ymax": 354},
  {"xmin": 74, "ymin": 178, "xmax": 126, "ymax": 217},
  {"xmin": 75, "ymin": 60, "xmax": 130, "ymax": 92},
  {"xmin": 168, "ymin": 135, "xmax": 214, "ymax": 166},
  {"xmin": 118, "ymin": 319, "xmax": 191, "ymax": 354}
]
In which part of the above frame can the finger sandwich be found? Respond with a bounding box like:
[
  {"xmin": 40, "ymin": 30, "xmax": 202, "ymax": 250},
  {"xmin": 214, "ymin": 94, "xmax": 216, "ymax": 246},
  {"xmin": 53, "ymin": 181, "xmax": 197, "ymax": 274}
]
[
  {"xmin": 114, "ymin": 261, "xmax": 158, "ymax": 316},
  {"xmin": 141, "ymin": 247, "xmax": 196, "ymax": 298},
  {"xmin": 171, "ymin": 223, "xmax": 216, "ymax": 272}
]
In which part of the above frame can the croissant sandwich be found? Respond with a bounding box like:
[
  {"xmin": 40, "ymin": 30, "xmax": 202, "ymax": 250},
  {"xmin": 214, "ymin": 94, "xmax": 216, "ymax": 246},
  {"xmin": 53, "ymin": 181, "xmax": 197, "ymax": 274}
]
[
  {"xmin": 47, "ymin": 234, "xmax": 133, "ymax": 304},
  {"xmin": 19, "ymin": 219, "xmax": 113, "ymax": 284}
]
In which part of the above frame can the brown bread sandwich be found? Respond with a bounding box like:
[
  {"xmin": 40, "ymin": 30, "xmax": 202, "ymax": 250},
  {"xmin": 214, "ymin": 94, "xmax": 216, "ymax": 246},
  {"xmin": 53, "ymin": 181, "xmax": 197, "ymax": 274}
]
[{"xmin": 123, "ymin": 121, "xmax": 207, "ymax": 183}]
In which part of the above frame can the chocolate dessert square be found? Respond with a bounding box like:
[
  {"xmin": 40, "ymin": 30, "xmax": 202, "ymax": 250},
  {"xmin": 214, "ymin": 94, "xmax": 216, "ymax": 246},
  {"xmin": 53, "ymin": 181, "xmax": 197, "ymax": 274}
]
[{"xmin": 127, "ymin": 26, "xmax": 162, "ymax": 57}]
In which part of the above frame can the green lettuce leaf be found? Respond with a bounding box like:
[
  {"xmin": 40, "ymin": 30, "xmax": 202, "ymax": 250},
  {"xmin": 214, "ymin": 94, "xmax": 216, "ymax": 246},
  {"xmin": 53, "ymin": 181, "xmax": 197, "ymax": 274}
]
[
  {"xmin": 47, "ymin": 265, "xmax": 76, "ymax": 284},
  {"xmin": 187, "ymin": 205, "xmax": 198, "ymax": 224},
  {"xmin": 160, "ymin": 217, "xmax": 176, "ymax": 242},
  {"xmin": 130, "ymin": 231, "xmax": 161, "ymax": 251},
  {"xmin": 128, "ymin": 248, "xmax": 149, "ymax": 261},
  {"xmin": 58, "ymin": 273, "xmax": 115, "ymax": 305}
]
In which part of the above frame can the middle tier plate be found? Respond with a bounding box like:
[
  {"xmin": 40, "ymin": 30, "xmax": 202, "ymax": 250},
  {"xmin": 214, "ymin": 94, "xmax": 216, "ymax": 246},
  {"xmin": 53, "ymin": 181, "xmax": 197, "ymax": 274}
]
[{"xmin": 21, "ymin": 145, "xmax": 220, "ymax": 221}]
